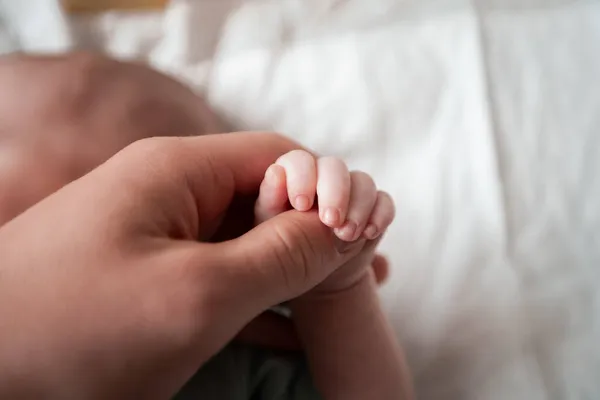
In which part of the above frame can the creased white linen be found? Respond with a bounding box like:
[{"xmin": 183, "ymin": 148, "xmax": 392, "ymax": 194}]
[{"xmin": 1, "ymin": 1, "xmax": 599, "ymax": 398}]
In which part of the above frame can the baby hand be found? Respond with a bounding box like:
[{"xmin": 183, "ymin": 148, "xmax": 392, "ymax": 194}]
[{"xmin": 254, "ymin": 150, "xmax": 395, "ymax": 291}]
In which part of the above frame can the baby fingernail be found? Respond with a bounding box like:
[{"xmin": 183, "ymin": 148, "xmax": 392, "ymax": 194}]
[
  {"xmin": 323, "ymin": 208, "xmax": 340, "ymax": 226},
  {"xmin": 363, "ymin": 224, "xmax": 378, "ymax": 239},
  {"xmin": 335, "ymin": 221, "xmax": 357, "ymax": 241},
  {"xmin": 294, "ymin": 195, "xmax": 310, "ymax": 211}
]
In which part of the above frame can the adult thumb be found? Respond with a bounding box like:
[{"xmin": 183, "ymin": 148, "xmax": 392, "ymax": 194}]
[{"xmin": 209, "ymin": 209, "xmax": 366, "ymax": 314}]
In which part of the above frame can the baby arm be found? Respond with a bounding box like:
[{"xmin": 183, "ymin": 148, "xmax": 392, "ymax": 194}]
[
  {"xmin": 254, "ymin": 150, "xmax": 414, "ymax": 400},
  {"xmin": 291, "ymin": 266, "xmax": 412, "ymax": 400}
]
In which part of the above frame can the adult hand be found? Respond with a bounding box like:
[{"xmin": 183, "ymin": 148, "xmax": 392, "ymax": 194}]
[
  {"xmin": 0, "ymin": 52, "xmax": 388, "ymax": 353},
  {"xmin": 235, "ymin": 253, "xmax": 389, "ymax": 350},
  {"xmin": 0, "ymin": 132, "xmax": 367, "ymax": 399}
]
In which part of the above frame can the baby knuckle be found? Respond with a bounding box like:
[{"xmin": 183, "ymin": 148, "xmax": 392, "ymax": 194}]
[
  {"xmin": 318, "ymin": 155, "xmax": 345, "ymax": 167},
  {"xmin": 288, "ymin": 149, "xmax": 313, "ymax": 159},
  {"xmin": 378, "ymin": 191, "xmax": 396, "ymax": 220},
  {"xmin": 276, "ymin": 149, "xmax": 314, "ymax": 166},
  {"xmin": 351, "ymin": 170, "xmax": 376, "ymax": 191}
]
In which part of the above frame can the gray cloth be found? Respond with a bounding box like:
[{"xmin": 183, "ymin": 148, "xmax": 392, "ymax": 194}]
[{"xmin": 174, "ymin": 344, "xmax": 322, "ymax": 400}]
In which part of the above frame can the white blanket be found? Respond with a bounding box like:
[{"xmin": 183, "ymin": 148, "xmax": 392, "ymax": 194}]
[{"xmin": 2, "ymin": 0, "xmax": 600, "ymax": 398}]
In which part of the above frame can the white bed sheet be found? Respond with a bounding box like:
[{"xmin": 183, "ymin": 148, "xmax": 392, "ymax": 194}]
[{"xmin": 1, "ymin": 0, "xmax": 600, "ymax": 398}]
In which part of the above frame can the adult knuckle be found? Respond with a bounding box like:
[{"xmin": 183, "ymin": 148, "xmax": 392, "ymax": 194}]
[
  {"xmin": 128, "ymin": 137, "xmax": 183, "ymax": 167},
  {"xmin": 112, "ymin": 137, "xmax": 189, "ymax": 195},
  {"xmin": 270, "ymin": 224, "xmax": 301, "ymax": 291},
  {"xmin": 269, "ymin": 219, "xmax": 322, "ymax": 294}
]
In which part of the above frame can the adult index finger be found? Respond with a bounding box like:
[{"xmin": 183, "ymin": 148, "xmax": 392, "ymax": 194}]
[
  {"xmin": 176, "ymin": 132, "xmax": 307, "ymax": 232},
  {"xmin": 100, "ymin": 132, "xmax": 307, "ymax": 241}
]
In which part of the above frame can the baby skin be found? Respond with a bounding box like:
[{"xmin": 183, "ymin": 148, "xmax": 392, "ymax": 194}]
[{"xmin": 254, "ymin": 150, "xmax": 414, "ymax": 400}]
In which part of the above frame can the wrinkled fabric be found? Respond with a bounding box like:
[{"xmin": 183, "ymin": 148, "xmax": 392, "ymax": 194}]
[{"xmin": 1, "ymin": 1, "xmax": 600, "ymax": 398}]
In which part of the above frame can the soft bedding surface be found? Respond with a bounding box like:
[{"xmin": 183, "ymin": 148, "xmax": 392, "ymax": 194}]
[{"xmin": 1, "ymin": 0, "xmax": 600, "ymax": 398}]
